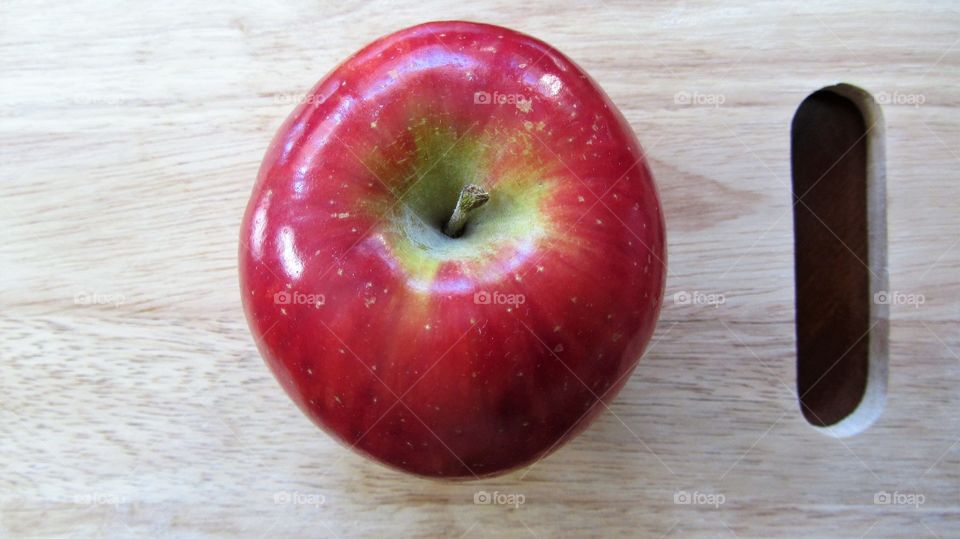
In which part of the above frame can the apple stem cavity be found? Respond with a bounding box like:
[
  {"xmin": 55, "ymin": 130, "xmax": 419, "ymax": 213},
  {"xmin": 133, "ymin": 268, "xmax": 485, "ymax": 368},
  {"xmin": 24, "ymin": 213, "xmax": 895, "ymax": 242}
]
[{"xmin": 443, "ymin": 184, "xmax": 490, "ymax": 238}]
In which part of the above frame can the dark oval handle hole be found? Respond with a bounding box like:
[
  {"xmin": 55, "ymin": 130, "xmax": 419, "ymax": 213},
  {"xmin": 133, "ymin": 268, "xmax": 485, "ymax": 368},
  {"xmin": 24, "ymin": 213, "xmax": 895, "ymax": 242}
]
[{"xmin": 791, "ymin": 83, "xmax": 888, "ymax": 437}]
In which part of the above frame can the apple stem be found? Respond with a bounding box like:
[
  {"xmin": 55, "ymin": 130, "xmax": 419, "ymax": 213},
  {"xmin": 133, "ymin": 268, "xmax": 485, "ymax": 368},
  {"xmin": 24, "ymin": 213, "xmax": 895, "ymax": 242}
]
[{"xmin": 443, "ymin": 184, "xmax": 490, "ymax": 238}]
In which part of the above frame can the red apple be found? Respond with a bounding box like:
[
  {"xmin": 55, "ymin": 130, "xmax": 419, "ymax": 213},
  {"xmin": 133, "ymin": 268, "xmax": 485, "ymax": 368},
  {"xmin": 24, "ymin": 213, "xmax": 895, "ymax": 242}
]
[{"xmin": 240, "ymin": 21, "xmax": 666, "ymax": 478}]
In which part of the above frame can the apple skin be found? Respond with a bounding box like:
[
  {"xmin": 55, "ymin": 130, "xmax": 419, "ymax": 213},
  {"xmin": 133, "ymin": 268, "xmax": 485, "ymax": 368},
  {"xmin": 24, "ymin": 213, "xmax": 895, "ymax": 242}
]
[{"xmin": 240, "ymin": 21, "xmax": 666, "ymax": 478}]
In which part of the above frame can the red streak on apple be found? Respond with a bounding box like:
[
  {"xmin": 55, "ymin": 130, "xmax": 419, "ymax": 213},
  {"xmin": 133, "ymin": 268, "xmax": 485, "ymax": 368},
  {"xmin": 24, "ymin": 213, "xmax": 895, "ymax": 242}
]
[{"xmin": 240, "ymin": 21, "xmax": 666, "ymax": 478}]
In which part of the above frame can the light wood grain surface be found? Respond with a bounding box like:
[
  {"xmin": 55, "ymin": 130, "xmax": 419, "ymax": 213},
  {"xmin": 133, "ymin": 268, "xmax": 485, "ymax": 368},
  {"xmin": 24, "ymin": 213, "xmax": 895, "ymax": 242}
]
[{"xmin": 2, "ymin": 1, "xmax": 958, "ymax": 537}]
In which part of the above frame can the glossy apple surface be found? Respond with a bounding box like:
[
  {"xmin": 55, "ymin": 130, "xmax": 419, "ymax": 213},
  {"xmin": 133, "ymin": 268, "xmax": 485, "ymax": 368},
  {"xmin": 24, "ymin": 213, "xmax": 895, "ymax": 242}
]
[{"xmin": 240, "ymin": 21, "xmax": 666, "ymax": 478}]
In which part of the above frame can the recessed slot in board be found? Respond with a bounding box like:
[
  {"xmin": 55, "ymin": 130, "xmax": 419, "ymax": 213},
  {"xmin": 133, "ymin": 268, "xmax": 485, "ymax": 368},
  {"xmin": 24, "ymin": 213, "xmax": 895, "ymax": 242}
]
[{"xmin": 791, "ymin": 83, "xmax": 888, "ymax": 437}]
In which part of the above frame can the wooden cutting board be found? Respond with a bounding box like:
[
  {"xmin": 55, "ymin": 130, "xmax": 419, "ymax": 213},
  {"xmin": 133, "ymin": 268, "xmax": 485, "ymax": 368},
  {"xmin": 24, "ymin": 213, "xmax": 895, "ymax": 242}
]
[{"xmin": 1, "ymin": 1, "xmax": 957, "ymax": 537}]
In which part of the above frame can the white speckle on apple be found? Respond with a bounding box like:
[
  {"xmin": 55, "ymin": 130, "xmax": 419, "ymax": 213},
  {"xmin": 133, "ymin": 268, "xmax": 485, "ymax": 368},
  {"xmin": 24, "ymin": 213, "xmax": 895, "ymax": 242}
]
[
  {"xmin": 570, "ymin": 297, "xmax": 578, "ymax": 304},
  {"xmin": 577, "ymin": 195, "xmax": 585, "ymax": 203},
  {"xmin": 538, "ymin": 73, "xmax": 562, "ymax": 97},
  {"xmin": 537, "ymin": 265, "xmax": 544, "ymax": 272},
  {"xmin": 337, "ymin": 268, "xmax": 344, "ymax": 276},
  {"xmin": 306, "ymin": 368, "xmax": 313, "ymax": 375},
  {"xmin": 516, "ymin": 99, "xmax": 532, "ymax": 113},
  {"xmin": 523, "ymin": 120, "xmax": 533, "ymax": 130},
  {"xmin": 595, "ymin": 218, "xmax": 603, "ymax": 225},
  {"xmin": 424, "ymin": 324, "xmax": 431, "ymax": 330},
  {"xmin": 280, "ymin": 307, "xmax": 287, "ymax": 316},
  {"xmin": 554, "ymin": 344, "xmax": 564, "ymax": 353},
  {"xmin": 285, "ymin": 282, "xmax": 292, "ymax": 289},
  {"xmin": 334, "ymin": 395, "xmax": 342, "ymax": 405},
  {"xmin": 370, "ymin": 121, "xmax": 377, "ymax": 128},
  {"xmin": 514, "ymin": 274, "xmax": 522, "ymax": 282},
  {"xmin": 553, "ymin": 325, "xmax": 561, "ymax": 332}
]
